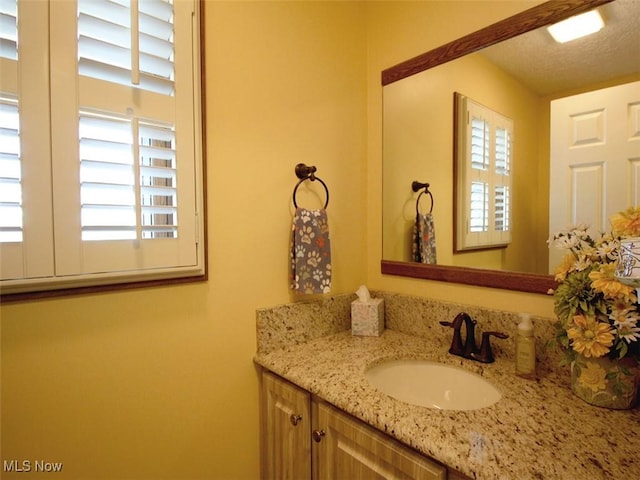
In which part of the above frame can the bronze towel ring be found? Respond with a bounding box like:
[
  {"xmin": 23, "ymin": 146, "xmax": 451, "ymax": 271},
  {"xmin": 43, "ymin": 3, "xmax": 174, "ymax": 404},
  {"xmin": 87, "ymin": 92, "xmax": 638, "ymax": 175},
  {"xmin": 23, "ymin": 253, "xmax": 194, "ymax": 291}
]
[
  {"xmin": 412, "ymin": 180, "xmax": 433, "ymax": 215},
  {"xmin": 293, "ymin": 163, "xmax": 329, "ymax": 209}
]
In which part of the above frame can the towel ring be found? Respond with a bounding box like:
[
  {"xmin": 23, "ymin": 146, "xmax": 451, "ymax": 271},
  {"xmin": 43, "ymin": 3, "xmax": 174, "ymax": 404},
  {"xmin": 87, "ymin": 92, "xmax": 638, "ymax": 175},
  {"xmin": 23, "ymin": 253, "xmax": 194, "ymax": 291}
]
[
  {"xmin": 412, "ymin": 180, "xmax": 433, "ymax": 215},
  {"xmin": 293, "ymin": 163, "xmax": 329, "ymax": 209}
]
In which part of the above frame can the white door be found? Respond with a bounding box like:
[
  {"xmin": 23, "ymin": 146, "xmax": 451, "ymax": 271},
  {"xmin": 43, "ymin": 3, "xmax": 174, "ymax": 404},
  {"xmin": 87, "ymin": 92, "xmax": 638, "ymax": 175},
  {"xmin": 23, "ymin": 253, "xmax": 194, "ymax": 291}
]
[{"xmin": 549, "ymin": 81, "xmax": 640, "ymax": 272}]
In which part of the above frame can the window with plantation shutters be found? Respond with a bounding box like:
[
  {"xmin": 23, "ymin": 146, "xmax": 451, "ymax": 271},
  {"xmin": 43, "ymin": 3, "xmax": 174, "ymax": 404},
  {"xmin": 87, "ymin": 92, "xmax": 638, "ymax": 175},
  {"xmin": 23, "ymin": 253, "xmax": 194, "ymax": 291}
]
[
  {"xmin": 0, "ymin": 0, "xmax": 205, "ymax": 296},
  {"xmin": 455, "ymin": 93, "xmax": 512, "ymax": 251}
]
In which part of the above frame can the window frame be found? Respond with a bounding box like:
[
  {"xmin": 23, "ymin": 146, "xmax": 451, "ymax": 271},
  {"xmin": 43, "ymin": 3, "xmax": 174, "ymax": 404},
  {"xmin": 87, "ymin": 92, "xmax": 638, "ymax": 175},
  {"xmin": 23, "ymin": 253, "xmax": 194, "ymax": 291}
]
[
  {"xmin": 454, "ymin": 92, "xmax": 513, "ymax": 252},
  {"xmin": 0, "ymin": 0, "xmax": 208, "ymax": 303}
]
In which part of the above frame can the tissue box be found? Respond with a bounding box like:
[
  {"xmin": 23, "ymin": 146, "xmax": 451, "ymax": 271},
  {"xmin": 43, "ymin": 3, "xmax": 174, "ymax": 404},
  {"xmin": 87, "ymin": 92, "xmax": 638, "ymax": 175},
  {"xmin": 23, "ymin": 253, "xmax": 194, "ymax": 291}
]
[{"xmin": 351, "ymin": 298, "xmax": 384, "ymax": 336}]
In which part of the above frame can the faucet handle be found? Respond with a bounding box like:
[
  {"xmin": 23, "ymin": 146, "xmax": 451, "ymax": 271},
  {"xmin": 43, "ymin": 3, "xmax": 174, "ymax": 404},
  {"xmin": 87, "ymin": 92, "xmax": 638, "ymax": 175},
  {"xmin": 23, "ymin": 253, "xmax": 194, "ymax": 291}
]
[
  {"xmin": 439, "ymin": 321, "xmax": 464, "ymax": 356},
  {"xmin": 472, "ymin": 331, "xmax": 508, "ymax": 363}
]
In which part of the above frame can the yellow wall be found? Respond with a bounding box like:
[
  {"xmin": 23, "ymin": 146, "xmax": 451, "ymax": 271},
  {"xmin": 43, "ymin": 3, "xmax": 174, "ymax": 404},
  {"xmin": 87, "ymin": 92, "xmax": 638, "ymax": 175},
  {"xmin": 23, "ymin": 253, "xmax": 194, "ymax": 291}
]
[{"xmin": 1, "ymin": 1, "xmax": 558, "ymax": 479}]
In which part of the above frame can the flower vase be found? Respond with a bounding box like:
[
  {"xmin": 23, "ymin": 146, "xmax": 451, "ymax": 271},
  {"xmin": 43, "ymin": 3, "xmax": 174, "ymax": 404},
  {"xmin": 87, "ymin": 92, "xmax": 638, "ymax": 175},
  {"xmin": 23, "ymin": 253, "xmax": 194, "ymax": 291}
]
[{"xmin": 571, "ymin": 354, "xmax": 640, "ymax": 409}]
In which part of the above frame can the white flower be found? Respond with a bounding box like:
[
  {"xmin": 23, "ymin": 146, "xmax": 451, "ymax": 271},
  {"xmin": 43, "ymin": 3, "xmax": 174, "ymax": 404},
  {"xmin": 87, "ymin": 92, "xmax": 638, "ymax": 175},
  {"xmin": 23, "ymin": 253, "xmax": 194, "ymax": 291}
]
[
  {"xmin": 595, "ymin": 239, "xmax": 618, "ymax": 261},
  {"xmin": 571, "ymin": 224, "xmax": 590, "ymax": 237},
  {"xmin": 610, "ymin": 307, "xmax": 640, "ymax": 327},
  {"xmin": 552, "ymin": 234, "xmax": 579, "ymax": 250},
  {"xmin": 574, "ymin": 256, "xmax": 592, "ymax": 272},
  {"xmin": 617, "ymin": 324, "xmax": 640, "ymax": 343}
]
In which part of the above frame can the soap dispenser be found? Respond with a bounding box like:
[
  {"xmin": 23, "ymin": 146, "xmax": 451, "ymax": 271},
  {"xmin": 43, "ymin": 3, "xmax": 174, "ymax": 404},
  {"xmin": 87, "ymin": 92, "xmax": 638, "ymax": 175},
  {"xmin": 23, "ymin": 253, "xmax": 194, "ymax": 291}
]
[{"xmin": 515, "ymin": 313, "xmax": 536, "ymax": 379}]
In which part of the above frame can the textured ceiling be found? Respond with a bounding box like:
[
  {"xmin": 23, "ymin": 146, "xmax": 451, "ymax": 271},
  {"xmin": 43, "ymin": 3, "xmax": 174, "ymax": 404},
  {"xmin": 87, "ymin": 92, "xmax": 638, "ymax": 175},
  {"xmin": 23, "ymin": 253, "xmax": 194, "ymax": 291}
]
[{"xmin": 479, "ymin": 0, "xmax": 640, "ymax": 95}]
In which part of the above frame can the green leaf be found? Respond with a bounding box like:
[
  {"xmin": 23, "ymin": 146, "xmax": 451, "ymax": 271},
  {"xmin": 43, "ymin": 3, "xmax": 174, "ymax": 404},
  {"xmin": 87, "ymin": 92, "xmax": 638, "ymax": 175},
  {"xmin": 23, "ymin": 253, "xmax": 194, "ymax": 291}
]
[
  {"xmin": 613, "ymin": 382, "xmax": 624, "ymax": 396},
  {"xmin": 618, "ymin": 342, "xmax": 629, "ymax": 359}
]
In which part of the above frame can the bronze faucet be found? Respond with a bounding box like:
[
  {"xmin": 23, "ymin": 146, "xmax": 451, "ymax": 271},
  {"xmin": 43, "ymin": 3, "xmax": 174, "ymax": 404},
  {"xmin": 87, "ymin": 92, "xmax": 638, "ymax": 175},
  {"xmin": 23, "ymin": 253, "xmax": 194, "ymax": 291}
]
[{"xmin": 440, "ymin": 312, "xmax": 508, "ymax": 363}]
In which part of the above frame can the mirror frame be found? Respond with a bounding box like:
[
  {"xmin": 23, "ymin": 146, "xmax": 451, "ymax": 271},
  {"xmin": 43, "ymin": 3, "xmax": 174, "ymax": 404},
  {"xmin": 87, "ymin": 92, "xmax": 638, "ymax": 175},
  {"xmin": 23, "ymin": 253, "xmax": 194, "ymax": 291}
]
[{"xmin": 380, "ymin": 0, "xmax": 612, "ymax": 295}]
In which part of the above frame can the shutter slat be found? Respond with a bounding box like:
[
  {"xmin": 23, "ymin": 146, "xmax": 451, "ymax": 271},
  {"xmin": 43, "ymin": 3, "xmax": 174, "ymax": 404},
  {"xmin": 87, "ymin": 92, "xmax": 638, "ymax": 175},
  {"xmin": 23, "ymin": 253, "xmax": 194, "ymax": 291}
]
[
  {"xmin": 82, "ymin": 182, "xmax": 135, "ymax": 206},
  {"xmin": 79, "ymin": 58, "xmax": 174, "ymax": 95},
  {"xmin": 78, "ymin": 13, "xmax": 129, "ymax": 49},
  {"xmin": 82, "ymin": 205, "xmax": 136, "ymax": 226},
  {"xmin": 79, "ymin": 0, "xmax": 129, "ymax": 28},
  {"xmin": 79, "ymin": 35, "xmax": 131, "ymax": 71},
  {"xmin": 140, "ymin": 32, "xmax": 172, "ymax": 59},
  {"xmin": 139, "ymin": 51, "xmax": 172, "ymax": 78},
  {"xmin": 140, "ymin": 11, "xmax": 173, "ymax": 40},
  {"xmin": 139, "ymin": 0, "xmax": 173, "ymax": 21},
  {"xmin": 141, "ymin": 184, "xmax": 175, "ymax": 194}
]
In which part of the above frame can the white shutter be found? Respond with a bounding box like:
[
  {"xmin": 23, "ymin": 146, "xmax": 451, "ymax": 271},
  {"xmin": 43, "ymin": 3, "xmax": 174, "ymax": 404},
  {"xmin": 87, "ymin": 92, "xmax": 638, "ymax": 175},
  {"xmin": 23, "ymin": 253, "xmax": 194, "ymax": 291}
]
[
  {"xmin": 471, "ymin": 116, "xmax": 489, "ymax": 170},
  {"xmin": 469, "ymin": 115, "xmax": 490, "ymax": 233},
  {"xmin": 139, "ymin": 120, "xmax": 178, "ymax": 239},
  {"xmin": 456, "ymin": 93, "xmax": 513, "ymax": 250},
  {"xmin": 79, "ymin": 111, "xmax": 137, "ymax": 241},
  {"xmin": 0, "ymin": 0, "xmax": 55, "ymax": 283},
  {"xmin": 469, "ymin": 181, "xmax": 488, "ymax": 233},
  {"xmin": 1, "ymin": 0, "xmax": 202, "ymax": 293},
  {"xmin": 0, "ymin": 2, "xmax": 21, "ymax": 248},
  {"xmin": 0, "ymin": 95, "xmax": 21, "ymax": 242},
  {"xmin": 491, "ymin": 119, "xmax": 512, "ymax": 242},
  {"xmin": 48, "ymin": 0, "xmax": 197, "ymax": 277},
  {"xmin": 78, "ymin": 0, "xmax": 174, "ymax": 95}
]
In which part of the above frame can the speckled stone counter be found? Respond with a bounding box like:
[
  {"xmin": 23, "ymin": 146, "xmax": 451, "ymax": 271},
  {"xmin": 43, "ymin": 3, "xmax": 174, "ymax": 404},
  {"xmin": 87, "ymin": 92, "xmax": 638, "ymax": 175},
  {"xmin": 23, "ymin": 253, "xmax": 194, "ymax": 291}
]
[{"xmin": 254, "ymin": 293, "xmax": 640, "ymax": 480}]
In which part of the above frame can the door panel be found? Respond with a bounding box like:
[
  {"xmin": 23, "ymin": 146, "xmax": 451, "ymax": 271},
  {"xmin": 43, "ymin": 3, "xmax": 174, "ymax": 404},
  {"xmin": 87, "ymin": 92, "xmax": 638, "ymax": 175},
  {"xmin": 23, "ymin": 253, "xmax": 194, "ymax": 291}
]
[{"xmin": 549, "ymin": 81, "xmax": 640, "ymax": 272}]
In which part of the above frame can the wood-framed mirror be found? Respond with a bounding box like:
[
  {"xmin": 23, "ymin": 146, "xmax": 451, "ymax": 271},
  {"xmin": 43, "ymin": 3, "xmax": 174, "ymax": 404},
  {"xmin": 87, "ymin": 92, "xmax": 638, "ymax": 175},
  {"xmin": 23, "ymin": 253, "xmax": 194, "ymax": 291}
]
[{"xmin": 381, "ymin": 0, "xmax": 638, "ymax": 294}]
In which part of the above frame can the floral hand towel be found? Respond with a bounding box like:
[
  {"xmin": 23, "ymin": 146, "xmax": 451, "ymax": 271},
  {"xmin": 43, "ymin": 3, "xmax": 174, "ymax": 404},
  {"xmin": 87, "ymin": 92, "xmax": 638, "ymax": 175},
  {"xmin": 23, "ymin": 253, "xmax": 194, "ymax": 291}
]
[
  {"xmin": 291, "ymin": 208, "xmax": 332, "ymax": 294},
  {"xmin": 412, "ymin": 212, "xmax": 437, "ymax": 264}
]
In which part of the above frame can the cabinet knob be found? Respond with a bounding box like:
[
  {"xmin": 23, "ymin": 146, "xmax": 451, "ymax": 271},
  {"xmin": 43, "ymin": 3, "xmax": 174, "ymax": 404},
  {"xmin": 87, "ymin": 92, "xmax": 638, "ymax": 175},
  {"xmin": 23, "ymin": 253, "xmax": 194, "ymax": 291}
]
[
  {"xmin": 289, "ymin": 414, "xmax": 302, "ymax": 426},
  {"xmin": 312, "ymin": 429, "xmax": 326, "ymax": 443}
]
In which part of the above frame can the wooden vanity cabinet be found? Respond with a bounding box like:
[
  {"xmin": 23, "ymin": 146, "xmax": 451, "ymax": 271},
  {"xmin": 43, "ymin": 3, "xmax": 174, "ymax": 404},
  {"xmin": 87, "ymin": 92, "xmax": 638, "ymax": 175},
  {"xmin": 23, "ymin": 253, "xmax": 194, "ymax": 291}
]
[
  {"xmin": 312, "ymin": 400, "xmax": 446, "ymax": 480},
  {"xmin": 261, "ymin": 370, "xmax": 312, "ymax": 480},
  {"xmin": 261, "ymin": 370, "xmax": 451, "ymax": 480}
]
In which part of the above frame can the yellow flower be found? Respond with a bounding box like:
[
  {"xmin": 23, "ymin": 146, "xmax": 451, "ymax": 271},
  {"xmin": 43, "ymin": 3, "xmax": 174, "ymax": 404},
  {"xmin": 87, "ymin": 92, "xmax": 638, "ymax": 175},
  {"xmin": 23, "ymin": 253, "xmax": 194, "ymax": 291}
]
[
  {"xmin": 578, "ymin": 361, "xmax": 607, "ymax": 392},
  {"xmin": 610, "ymin": 206, "xmax": 640, "ymax": 237},
  {"xmin": 567, "ymin": 314, "xmax": 614, "ymax": 358},
  {"xmin": 589, "ymin": 264, "xmax": 636, "ymax": 299},
  {"xmin": 554, "ymin": 253, "xmax": 575, "ymax": 282}
]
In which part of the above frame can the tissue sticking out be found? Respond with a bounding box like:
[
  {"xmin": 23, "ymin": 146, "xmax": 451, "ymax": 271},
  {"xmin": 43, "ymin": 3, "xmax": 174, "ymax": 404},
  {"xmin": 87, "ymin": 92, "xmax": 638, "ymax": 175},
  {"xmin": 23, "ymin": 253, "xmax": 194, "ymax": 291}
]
[{"xmin": 356, "ymin": 285, "xmax": 371, "ymax": 303}]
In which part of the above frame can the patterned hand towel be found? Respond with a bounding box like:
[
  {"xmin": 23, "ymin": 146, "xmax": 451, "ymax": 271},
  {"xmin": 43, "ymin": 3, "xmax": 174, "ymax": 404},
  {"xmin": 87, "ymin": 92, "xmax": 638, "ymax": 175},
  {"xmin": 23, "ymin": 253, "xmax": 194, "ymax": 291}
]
[
  {"xmin": 290, "ymin": 207, "xmax": 332, "ymax": 294},
  {"xmin": 412, "ymin": 212, "xmax": 437, "ymax": 264}
]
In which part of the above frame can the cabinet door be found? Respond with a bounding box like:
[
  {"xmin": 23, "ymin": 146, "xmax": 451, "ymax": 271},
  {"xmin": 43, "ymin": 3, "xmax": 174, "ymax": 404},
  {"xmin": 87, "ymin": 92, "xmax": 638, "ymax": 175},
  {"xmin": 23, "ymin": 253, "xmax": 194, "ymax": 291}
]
[
  {"xmin": 261, "ymin": 371, "xmax": 311, "ymax": 480},
  {"xmin": 314, "ymin": 402, "xmax": 446, "ymax": 480}
]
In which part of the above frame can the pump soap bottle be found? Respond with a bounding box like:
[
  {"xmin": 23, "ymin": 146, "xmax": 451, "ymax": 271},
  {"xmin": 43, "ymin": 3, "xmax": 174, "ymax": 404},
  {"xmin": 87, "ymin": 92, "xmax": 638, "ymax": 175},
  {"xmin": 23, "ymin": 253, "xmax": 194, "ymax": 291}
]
[{"xmin": 515, "ymin": 313, "xmax": 536, "ymax": 379}]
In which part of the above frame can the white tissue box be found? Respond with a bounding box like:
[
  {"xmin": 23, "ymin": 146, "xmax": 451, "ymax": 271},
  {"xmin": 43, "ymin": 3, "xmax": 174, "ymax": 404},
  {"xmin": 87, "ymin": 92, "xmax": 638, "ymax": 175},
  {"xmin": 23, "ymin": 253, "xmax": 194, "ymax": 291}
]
[{"xmin": 351, "ymin": 298, "xmax": 384, "ymax": 336}]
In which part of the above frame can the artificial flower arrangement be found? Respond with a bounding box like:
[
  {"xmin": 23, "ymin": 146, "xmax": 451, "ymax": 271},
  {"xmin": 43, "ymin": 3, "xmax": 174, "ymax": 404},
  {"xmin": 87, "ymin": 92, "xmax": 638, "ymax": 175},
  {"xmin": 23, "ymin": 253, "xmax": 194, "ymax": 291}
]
[{"xmin": 549, "ymin": 207, "xmax": 640, "ymax": 367}]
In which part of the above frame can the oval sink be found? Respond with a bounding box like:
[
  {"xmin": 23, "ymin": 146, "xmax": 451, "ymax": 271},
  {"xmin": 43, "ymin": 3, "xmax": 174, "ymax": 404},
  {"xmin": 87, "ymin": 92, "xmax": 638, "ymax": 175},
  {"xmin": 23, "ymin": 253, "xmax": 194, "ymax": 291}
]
[{"xmin": 365, "ymin": 359, "xmax": 501, "ymax": 410}]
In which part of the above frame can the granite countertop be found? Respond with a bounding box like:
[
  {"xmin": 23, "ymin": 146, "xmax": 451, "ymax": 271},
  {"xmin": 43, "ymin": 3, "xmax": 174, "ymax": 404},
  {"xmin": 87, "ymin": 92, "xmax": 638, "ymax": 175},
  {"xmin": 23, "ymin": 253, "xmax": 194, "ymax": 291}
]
[{"xmin": 254, "ymin": 329, "xmax": 640, "ymax": 480}]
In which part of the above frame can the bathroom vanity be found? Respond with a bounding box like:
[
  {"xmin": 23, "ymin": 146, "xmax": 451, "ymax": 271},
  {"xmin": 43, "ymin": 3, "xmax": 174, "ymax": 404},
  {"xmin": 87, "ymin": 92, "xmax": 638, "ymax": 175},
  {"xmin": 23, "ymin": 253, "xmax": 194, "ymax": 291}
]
[
  {"xmin": 254, "ymin": 293, "xmax": 640, "ymax": 480},
  {"xmin": 261, "ymin": 370, "xmax": 453, "ymax": 479}
]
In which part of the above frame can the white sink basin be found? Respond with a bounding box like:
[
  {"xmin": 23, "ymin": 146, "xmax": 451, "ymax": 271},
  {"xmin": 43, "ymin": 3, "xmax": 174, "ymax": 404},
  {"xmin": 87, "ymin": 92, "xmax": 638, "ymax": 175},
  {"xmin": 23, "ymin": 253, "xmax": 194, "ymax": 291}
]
[{"xmin": 365, "ymin": 359, "xmax": 501, "ymax": 410}]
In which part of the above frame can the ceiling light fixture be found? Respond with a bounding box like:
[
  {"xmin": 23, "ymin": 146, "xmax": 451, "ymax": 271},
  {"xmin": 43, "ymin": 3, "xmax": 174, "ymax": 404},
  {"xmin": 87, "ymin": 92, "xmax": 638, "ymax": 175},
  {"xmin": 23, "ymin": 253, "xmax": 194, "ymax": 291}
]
[{"xmin": 547, "ymin": 10, "xmax": 604, "ymax": 43}]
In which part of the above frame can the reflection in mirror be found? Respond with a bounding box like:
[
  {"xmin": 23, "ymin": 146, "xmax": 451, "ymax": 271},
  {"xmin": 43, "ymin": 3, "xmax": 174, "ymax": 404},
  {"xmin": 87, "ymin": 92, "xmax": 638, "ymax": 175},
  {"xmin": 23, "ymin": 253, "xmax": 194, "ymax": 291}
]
[
  {"xmin": 381, "ymin": 0, "xmax": 640, "ymax": 294},
  {"xmin": 453, "ymin": 92, "xmax": 514, "ymax": 253}
]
